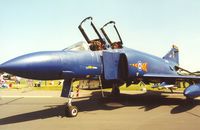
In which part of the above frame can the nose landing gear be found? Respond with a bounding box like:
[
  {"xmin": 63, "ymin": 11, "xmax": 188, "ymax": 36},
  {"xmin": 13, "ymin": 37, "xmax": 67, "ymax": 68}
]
[{"xmin": 61, "ymin": 79, "xmax": 79, "ymax": 117}]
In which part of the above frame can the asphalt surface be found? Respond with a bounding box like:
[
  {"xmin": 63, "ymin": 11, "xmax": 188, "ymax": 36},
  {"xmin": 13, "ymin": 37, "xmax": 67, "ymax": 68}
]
[{"xmin": 0, "ymin": 89, "xmax": 200, "ymax": 130}]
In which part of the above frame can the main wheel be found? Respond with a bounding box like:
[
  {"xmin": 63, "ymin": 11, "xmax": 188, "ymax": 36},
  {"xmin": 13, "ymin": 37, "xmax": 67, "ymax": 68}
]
[
  {"xmin": 111, "ymin": 87, "xmax": 120, "ymax": 96},
  {"xmin": 65, "ymin": 105, "xmax": 78, "ymax": 117}
]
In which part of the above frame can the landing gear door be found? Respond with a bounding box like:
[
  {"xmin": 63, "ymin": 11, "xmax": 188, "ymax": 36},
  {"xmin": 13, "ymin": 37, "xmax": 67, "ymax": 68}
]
[{"xmin": 103, "ymin": 51, "xmax": 120, "ymax": 80}]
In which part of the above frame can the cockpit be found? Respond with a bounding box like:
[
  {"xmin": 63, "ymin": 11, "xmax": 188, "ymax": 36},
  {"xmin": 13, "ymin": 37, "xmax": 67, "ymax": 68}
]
[
  {"xmin": 63, "ymin": 41, "xmax": 90, "ymax": 51},
  {"xmin": 64, "ymin": 17, "xmax": 124, "ymax": 52},
  {"xmin": 78, "ymin": 17, "xmax": 123, "ymax": 51}
]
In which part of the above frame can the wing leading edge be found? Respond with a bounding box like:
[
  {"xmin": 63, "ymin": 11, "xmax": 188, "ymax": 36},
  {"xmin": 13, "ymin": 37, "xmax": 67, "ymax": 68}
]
[{"xmin": 143, "ymin": 73, "xmax": 200, "ymax": 82}]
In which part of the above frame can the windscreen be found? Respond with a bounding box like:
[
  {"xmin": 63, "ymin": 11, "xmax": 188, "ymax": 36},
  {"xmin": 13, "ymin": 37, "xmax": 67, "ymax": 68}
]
[{"xmin": 63, "ymin": 41, "xmax": 90, "ymax": 51}]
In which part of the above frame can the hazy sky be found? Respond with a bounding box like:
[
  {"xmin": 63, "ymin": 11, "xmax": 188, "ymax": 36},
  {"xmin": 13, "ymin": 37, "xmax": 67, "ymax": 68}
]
[{"xmin": 0, "ymin": 0, "xmax": 200, "ymax": 71}]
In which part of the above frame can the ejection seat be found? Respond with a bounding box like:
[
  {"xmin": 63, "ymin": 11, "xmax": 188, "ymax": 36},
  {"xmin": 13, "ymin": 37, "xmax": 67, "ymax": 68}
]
[{"xmin": 78, "ymin": 17, "xmax": 106, "ymax": 51}]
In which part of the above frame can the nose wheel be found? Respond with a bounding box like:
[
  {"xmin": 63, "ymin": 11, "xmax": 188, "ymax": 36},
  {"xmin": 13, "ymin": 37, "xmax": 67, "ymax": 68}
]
[{"xmin": 65, "ymin": 105, "xmax": 78, "ymax": 117}]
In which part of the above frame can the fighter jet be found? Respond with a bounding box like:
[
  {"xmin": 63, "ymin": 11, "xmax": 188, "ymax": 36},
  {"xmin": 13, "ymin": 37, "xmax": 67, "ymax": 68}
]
[{"xmin": 1, "ymin": 17, "xmax": 200, "ymax": 117}]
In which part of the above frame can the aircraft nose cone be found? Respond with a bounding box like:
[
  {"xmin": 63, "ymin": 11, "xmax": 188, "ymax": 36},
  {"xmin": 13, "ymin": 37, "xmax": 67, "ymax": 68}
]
[
  {"xmin": 0, "ymin": 51, "xmax": 63, "ymax": 80},
  {"xmin": 0, "ymin": 57, "xmax": 27, "ymax": 73}
]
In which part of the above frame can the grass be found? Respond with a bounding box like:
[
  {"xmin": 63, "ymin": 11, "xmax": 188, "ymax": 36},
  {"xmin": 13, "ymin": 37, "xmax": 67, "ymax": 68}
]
[
  {"xmin": 1, "ymin": 79, "xmax": 186, "ymax": 92},
  {"xmin": 1, "ymin": 80, "xmax": 62, "ymax": 91}
]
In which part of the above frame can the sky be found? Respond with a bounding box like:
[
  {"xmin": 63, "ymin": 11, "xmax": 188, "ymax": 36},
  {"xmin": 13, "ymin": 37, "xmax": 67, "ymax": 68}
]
[{"xmin": 0, "ymin": 0, "xmax": 200, "ymax": 71}]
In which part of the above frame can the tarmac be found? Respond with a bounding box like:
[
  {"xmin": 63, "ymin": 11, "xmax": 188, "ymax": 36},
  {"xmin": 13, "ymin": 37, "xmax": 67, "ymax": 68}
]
[
  {"xmin": 0, "ymin": 89, "xmax": 62, "ymax": 98},
  {"xmin": 0, "ymin": 89, "xmax": 200, "ymax": 130}
]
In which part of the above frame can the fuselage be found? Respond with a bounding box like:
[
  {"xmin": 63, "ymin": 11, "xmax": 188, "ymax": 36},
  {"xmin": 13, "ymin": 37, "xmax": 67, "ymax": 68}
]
[{"xmin": 0, "ymin": 46, "xmax": 178, "ymax": 81}]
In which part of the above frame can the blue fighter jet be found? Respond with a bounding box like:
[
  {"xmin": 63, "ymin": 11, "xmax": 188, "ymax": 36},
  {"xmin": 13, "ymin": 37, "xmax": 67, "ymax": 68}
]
[{"xmin": 1, "ymin": 17, "xmax": 200, "ymax": 117}]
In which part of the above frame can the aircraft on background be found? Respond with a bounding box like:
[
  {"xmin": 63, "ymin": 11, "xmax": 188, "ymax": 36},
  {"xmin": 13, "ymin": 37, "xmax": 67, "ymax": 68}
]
[{"xmin": 1, "ymin": 17, "xmax": 200, "ymax": 117}]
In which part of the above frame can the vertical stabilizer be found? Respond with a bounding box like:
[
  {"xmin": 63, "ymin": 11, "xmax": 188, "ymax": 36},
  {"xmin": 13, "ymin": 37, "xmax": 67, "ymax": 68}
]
[{"xmin": 163, "ymin": 45, "xmax": 179, "ymax": 65}]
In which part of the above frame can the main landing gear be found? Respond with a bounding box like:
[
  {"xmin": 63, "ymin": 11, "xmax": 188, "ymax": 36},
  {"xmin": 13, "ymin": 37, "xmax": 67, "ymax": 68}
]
[
  {"xmin": 111, "ymin": 83, "xmax": 120, "ymax": 96},
  {"xmin": 61, "ymin": 79, "xmax": 78, "ymax": 117}
]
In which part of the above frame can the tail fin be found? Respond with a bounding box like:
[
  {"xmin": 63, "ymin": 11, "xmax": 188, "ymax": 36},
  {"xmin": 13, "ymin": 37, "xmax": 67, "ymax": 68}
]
[{"xmin": 163, "ymin": 45, "xmax": 179, "ymax": 65}]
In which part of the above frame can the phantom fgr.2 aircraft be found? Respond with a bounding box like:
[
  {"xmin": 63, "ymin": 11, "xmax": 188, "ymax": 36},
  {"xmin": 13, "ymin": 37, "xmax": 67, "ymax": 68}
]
[{"xmin": 1, "ymin": 17, "xmax": 200, "ymax": 117}]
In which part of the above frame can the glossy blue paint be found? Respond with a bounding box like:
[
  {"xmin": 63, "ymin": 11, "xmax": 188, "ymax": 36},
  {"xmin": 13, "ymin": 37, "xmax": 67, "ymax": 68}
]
[
  {"xmin": 126, "ymin": 47, "xmax": 177, "ymax": 77},
  {"xmin": 184, "ymin": 84, "xmax": 200, "ymax": 98},
  {"xmin": 61, "ymin": 79, "xmax": 72, "ymax": 97},
  {"xmin": 0, "ymin": 47, "xmax": 175, "ymax": 80},
  {"xmin": 0, "ymin": 45, "xmax": 197, "ymax": 81},
  {"xmin": 1, "ymin": 43, "xmax": 200, "ymax": 99},
  {"xmin": 103, "ymin": 51, "xmax": 120, "ymax": 80},
  {"xmin": 0, "ymin": 50, "xmax": 102, "ymax": 80},
  {"xmin": 60, "ymin": 51, "xmax": 101, "ymax": 78},
  {"xmin": 2, "ymin": 17, "xmax": 200, "ymax": 117},
  {"xmin": 0, "ymin": 51, "xmax": 63, "ymax": 80}
]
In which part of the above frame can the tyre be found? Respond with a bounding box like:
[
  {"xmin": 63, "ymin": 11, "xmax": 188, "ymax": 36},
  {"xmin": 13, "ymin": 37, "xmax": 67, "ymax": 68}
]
[{"xmin": 65, "ymin": 105, "xmax": 78, "ymax": 117}]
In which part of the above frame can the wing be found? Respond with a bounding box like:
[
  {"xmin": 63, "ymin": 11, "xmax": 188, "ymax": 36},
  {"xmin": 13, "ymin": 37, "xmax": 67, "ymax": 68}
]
[{"xmin": 143, "ymin": 73, "xmax": 200, "ymax": 82}]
